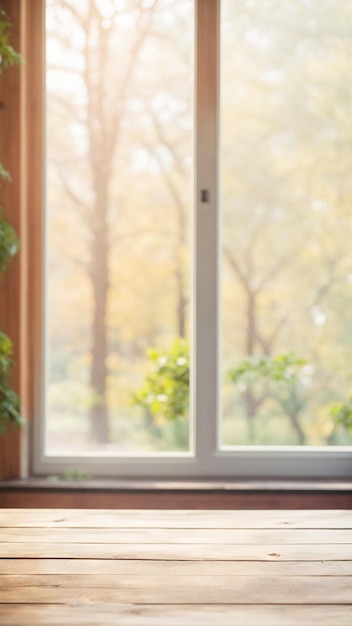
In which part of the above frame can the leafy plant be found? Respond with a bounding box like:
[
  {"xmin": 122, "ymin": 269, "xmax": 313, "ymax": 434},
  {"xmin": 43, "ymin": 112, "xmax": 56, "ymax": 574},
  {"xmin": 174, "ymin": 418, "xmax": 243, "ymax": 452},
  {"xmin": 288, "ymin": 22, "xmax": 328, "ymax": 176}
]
[
  {"xmin": 0, "ymin": 208, "xmax": 19, "ymax": 273},
  {"xmin": 132, "ymin": 338, "xmax": 189, "ymax": 422},
  {"xmin": 229, "ymin": 353, "xmax": 309, "ymax": 385},
  {"xmin": 0, "ymin": 164, "xmax": 10, "ymax": 181},
  {"xmin": 133, "ymin": 338, "xmax": 352, "ymax": 444},
  {"xmin": 228, "ymin": 353, "xmax": 310, "ymax": 443},
  {"xmin": 0, "ymin": 163, "xmax": 19, "ymax": 271},
  {"xmin": 0, "ymin": 8, "xmax": 23, "ymax": 71},
  {"xmin": 0, "ymin": 8, "xmax": 23, "ymax": 435},
  {"xmin": 0, "ymin": 332, "xmax": 22, "ymax": 433},
  {"xmin": 330, "ymin": 396, "xmax": 352, "ymax": 435}
]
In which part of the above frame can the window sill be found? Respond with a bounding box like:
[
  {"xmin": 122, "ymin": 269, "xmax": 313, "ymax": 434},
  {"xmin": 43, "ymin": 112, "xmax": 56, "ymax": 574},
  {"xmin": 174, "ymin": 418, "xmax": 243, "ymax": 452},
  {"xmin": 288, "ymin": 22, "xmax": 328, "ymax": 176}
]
[{"xmin": 0, "ymin": 478, "xmax": 351, "ymax": 509}]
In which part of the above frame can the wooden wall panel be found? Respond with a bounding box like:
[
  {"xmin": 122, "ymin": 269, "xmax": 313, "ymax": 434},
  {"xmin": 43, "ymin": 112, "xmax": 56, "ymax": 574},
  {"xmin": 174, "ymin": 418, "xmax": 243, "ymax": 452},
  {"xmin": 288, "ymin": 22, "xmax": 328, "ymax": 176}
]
[
  {"xmin": 0, "ymin": 0, "xmax": 27, "ymax": 479},
  {"xmin": 0, "ymin": 0, "xmax": 43, "ymax": 478}
]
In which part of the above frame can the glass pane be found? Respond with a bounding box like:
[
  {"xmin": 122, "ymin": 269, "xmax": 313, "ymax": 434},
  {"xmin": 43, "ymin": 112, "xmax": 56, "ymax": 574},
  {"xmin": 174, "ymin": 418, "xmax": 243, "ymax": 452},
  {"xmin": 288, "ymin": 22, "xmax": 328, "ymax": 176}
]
[
  {"xmin": 221, "ymin": 0, "xmax": 352, "ymax": 446},
  {"xmin": 45, "ymin": 0, "xmax": 193, "ymax": 454}
]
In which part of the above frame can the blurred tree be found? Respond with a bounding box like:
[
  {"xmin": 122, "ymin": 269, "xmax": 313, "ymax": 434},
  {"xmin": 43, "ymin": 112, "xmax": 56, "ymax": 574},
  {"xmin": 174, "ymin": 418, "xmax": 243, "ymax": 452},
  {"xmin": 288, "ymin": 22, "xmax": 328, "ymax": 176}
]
[
  {"xmin": 45, "ymin": 0, "xmax": 352, "ymax": 450},
  {"xmin": 229, "ymin": 354, "xmax": 309, "ymax": 443},
  {"xmin": 221, "ymin": 0, "xmax": 352, "ymax": 444},
  {"xmin": 47, "ymin": 0, "xmax": 166, "ymax": 444}
]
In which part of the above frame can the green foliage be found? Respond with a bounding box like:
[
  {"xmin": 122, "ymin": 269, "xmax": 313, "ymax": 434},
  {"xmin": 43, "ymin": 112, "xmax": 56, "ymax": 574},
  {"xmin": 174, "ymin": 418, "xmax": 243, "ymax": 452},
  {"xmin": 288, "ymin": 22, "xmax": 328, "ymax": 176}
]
[
  {"xmin": 0, "ymin": 10, "xmax": 22, "ymax": 436},
  {"xmin": 228, "ymin": 353, "xmax": 310, "ymax": 443},
  {"xmin": 0, "ymin": 332, "xmax": 22, "ymax": 434},
  {"xmin": 330, "ymin": 396, "xmax": 352, "ymax": 434},
  {"xmin": 0, "ymin": 163, "xmax": 19, "ymax": 272},
  {"xmin": 228, "ymin": 353, "xmax": 309, "ymax": 386},
  {"xmin": 132, "ymin": 338, "xmax": 189, "ymax": 421},
  {"xmin": 0, "ymin": 8, "xmax": 23, "ymax": 73},
  {"xmin": 0, "ymin": 207, "xmax": 19, "ymax": 272},
  {"xmin": 0, "ymin": 163, "xmax": 11, "ymax": 182},
  {"xmin": 47, "ymin": 468, "xmax": 92, "ymax": 482},
  {"xmin": 133, "ymin": 347, "xmax": 309, "ymax": 428}
]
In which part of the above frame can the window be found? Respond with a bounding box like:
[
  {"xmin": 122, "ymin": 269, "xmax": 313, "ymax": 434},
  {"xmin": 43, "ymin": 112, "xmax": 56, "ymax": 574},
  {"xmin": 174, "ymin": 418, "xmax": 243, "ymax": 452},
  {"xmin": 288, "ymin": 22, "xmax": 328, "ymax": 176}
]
[
  {"xmin": 32, "ymin": 0, "xmax": 352, "ymax": 478},
  {"xmin": 44, "ymin": 0, "xmax": 193, "ymax": 456}
]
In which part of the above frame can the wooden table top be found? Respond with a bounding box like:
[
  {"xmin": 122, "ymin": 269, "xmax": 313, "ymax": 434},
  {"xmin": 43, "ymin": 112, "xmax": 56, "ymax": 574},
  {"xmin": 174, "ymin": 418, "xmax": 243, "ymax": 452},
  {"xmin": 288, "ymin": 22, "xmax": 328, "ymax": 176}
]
[{"xmin": 0, "ymin": 508, "xmax": 351, "ymax": 625}]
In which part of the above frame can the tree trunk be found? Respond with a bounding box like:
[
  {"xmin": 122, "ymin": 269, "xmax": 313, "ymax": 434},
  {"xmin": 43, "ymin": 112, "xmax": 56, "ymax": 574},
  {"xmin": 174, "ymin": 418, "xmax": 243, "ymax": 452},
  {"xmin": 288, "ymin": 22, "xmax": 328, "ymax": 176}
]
[
  {"xmin": 175, "ymin": 184, "xmax": 188, "ymax": 338},
  {"xmin": 244, "ymin": 288, "xmax": 257, "ymax": 441},
  {"xmin": 286, "ymin": 389, "xmax": 306, "ymax": 445},
  {"xmin": 176, "ymin": 262, "xmax": 187, "ymax": 338},
  {"xmin": 289, "ymin": 413, "xmax": 306, "ymax": 445},
  {"xmin": 244, "ymin": 389, "xmax": 257, "ymax": 442},
  {"xmin": 89, "ymin": 177, "xmax": 109, "ymax": 445}
]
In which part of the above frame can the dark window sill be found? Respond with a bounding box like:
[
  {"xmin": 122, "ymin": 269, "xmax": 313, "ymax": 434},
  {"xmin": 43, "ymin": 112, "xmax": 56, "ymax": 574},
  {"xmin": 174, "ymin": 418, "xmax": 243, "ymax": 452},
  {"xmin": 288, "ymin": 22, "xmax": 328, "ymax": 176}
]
[{"xmin": 0, "ymin": 478, "xmax": 351, "ymax": 509}]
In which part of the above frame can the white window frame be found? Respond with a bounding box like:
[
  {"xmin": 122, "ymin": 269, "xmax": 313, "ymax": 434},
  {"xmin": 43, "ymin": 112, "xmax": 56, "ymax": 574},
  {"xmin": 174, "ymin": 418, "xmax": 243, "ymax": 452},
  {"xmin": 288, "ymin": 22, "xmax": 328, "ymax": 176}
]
[{"xmin": 33, "ymin": 0, "xmax": 352, "ymax": 479}]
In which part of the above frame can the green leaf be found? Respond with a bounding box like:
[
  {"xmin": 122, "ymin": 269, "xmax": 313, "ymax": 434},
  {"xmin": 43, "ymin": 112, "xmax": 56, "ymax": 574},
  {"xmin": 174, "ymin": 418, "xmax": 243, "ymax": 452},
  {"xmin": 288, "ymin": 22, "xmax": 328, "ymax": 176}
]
[
  {"xmin": 330, "ymin": 396, "xmax": 352, "ymax": 433},
  {"xmin": 132, "ymin": 338, "xmax": 190, "ymax": 421},
  {"xmin": 0, "ymin": 209, "xmax": 20, "ymax": 272},
  {"xmin": 0, "ymin": 10, "xmax": 24, "ymax": 74},
  {"xmin": 228, "ymin": 353, "xmax": 309, "ymax": 387},
  {"xmin": 0, "ymin": 163, "xmax": 11, "ymax": 183}
]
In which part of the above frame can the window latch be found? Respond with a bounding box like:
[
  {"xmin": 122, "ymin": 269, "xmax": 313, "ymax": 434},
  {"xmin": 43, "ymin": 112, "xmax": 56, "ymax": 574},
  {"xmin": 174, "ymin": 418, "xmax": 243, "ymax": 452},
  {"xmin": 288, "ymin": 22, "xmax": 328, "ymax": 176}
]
[{"xmin": 201, "ymin": 189, "xmax": 209, "ymax": 203}]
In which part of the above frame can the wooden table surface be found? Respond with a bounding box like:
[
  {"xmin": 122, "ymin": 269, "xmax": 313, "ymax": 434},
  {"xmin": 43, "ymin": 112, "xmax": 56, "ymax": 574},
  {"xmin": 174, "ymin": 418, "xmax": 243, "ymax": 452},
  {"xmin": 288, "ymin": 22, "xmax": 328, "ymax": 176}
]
[{"xmin": 0, "ymin": 509, "xmax": 351, "ymax": 625}]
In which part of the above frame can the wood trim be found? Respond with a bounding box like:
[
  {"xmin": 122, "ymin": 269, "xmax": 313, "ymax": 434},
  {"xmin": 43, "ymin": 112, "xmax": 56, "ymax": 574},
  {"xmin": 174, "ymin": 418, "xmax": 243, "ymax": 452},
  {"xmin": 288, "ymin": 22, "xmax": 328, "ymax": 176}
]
[
  {"xmin": 0, "ymin": 488, "xmax": 351, "ymax": 509},
  {"xmin": 0, "ymin": 0, "xmax": 44, "ymax": 479},
  {"xmin": 0, "ymin": 480, "xmax": 351, "ymax": 509},
  {"xmin": 0, "ymin": 0, "xmax": 27, "ymax": 479}
]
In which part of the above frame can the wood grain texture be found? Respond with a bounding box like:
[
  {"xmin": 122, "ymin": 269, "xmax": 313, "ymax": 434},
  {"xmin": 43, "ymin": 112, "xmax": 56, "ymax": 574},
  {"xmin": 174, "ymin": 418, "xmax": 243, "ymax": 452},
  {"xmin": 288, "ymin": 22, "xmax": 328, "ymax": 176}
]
[
  {"xmin": 1, "ymin": 526, "xmax": 352, "ymax": 544},
  {"xmin": 0, "ymin": 0, "xmax": 26, "ymax": 480},
  {"xmin": 0, "ymin": 0, "xmax": 44, "ymax": 480},
  {"xmin": 1, "ymin": 541, "xmax": 351, "ymax": 560},
  {"xmin": 0, "ymin": 558, "xmax": 351, "ymax": 576},
  {"xmin": 1, "ymin": 508, "xmax": 351, "ymax": 528},
  {"xmin": 0, "ymin": 508, "xmax": 351, "ymax": 624},
  {"xmin": 0, "ymin": 576, "xmax": 351, "ymax": 604},
  {"xmin": 0, "ymin": 605, "xmax": 351, "ymax": 626}
]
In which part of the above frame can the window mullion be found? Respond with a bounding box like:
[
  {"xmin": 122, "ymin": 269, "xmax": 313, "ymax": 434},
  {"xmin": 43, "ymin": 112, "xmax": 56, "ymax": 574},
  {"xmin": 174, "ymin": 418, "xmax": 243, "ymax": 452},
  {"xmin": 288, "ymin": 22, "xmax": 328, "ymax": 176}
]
[{"xmin": 194, "ymin": 0, "xmax": 220, "ymax": 465}]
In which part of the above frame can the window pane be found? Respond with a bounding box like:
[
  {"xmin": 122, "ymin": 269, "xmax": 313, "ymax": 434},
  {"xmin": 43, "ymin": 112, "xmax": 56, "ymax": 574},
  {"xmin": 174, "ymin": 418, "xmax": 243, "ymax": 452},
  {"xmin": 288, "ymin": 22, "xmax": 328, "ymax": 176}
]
[
  {"xmin": 45, "ymin": 0, "xmax": 193, "ymax": 454},
  {"xmin": 221, "ymin": 0, "xmax": 352, "ymax": 446}
]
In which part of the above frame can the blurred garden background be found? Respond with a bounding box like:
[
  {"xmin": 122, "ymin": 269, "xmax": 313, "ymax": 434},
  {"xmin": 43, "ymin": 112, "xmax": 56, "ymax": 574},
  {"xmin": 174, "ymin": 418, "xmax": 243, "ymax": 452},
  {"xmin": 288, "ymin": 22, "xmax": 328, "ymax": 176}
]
[{"xmin": 45, "ymin": 0, "xmax": 352, "ymax": 453}]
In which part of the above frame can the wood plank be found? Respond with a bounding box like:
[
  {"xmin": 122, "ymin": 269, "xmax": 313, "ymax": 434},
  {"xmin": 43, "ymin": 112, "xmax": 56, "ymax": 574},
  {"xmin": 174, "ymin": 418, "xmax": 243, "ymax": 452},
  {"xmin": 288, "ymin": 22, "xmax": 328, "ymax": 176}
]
[
  {"xmin": 1, "ymin": 541, "xmax": 351, "ymax": 560},
  {"xmin": 1, "ymin": 509, "xmax": 351, "ymax": 528},
  {"xmin": 0, "ymin": 508, "xmax": 350, "ymax": 626},
  {"xmin": 1, "ymin": 558, "xmax": 351, "ymax": 576},
  {"xmin": 0, "ymin": 604, "xmax": 351, "ymax": 626},
  {"xmin": 0, "ymin": 576, "xmax": 351, "ymax": 604},
  {"xmin": 1, "ymin": 573, "xmax": 352, "ymax": 591},
  {"xmin": 1, "ymin": 527, "xmax": 351, "ymax": 544}
]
